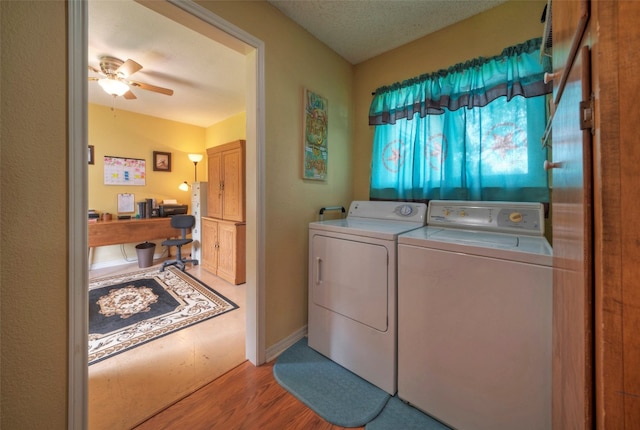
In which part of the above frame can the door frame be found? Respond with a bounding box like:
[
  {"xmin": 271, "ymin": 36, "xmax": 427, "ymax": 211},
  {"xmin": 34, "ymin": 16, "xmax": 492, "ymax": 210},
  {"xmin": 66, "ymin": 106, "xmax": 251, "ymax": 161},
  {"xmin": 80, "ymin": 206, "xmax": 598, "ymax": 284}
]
[{"xmin": 67, "ymin": 1, "xmax": 266, "ymax": 428}]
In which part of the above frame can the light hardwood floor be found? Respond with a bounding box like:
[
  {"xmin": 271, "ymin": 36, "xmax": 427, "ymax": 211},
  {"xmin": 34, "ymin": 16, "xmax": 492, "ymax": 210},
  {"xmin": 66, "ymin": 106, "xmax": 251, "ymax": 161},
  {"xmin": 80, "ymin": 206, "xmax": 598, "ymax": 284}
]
[
  {"xmin": 89, "ymin": 260, "xmax": 246, "ymax": 430},
  {"xmin": 134, "ymin": 360, "xmax": 364, "ymax": 430}
]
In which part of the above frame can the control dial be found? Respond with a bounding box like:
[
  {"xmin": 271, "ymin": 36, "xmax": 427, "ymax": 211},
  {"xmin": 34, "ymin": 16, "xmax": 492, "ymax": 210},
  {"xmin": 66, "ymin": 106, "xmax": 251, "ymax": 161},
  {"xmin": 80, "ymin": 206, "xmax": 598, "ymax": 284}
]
[
  {"xmin": 397, "ymin": 204, "xmax": 414, "ymax": 216},
  {"xmin": 509, "ymin": 212, "xmax": 523, "ymax": 223}
]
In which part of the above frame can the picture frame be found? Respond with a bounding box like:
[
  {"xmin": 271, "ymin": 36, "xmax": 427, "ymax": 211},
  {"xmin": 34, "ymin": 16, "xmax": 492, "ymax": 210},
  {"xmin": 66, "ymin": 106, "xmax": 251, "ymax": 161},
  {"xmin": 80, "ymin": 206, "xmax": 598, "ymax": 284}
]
[
  {"xmin": 302, "ymin": 88, "xmax": 328, "ymax": 181},
  {"xmin": 88, "ymin": 145, "xmax": 95, "ymax": 165},
  {"xmin": 153, "ymin": 151, "xmax": 171, "ymax": 172}
]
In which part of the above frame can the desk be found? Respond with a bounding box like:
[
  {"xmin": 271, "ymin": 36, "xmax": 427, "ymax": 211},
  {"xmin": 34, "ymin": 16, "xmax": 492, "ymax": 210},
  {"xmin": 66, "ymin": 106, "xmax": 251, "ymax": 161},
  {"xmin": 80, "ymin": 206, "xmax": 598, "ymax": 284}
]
[
  {"xmin": 89, "ymin": 217, "xmax": 182, "ymax": 248},
  {"xmin": 88, "ymin": 218, "xmax": 190, "ymax": 270}
]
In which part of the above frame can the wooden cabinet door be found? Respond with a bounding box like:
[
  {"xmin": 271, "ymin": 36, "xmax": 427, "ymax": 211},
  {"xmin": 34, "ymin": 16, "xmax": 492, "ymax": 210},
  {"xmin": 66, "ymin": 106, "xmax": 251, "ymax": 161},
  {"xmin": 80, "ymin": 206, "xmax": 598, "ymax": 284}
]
[
  {"xmin": 216, "ymin": 221, "xmax": 237, "ymax": 283},
  {"xmin": 207, "ymin": 151, "xmax": 223, "ymax": 219},
  {"xmin": 201, "ymin": 218, "xmax": 219, "ymax": 274},
  {"xmin": 221, "ymin": 147, "xmax": 245, "ymax": 222},
  {"xmin": 551, "ymin": 43, "xmax": 593, "ymax": 430}
]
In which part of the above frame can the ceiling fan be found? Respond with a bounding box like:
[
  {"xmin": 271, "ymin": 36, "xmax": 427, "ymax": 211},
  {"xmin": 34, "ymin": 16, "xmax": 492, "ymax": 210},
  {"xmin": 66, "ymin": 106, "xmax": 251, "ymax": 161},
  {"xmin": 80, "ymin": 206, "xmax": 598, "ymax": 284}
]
[{"xmin": 88, "ymin": 56, "xmax": 174, "ymax": 99}]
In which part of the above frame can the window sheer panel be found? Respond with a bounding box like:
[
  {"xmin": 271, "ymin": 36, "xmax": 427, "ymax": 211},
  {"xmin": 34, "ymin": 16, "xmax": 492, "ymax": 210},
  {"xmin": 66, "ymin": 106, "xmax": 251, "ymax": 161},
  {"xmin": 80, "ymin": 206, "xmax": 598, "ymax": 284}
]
[{"xmin": 369, "ymin": 38, "xmax": 551, "ymax": 203}]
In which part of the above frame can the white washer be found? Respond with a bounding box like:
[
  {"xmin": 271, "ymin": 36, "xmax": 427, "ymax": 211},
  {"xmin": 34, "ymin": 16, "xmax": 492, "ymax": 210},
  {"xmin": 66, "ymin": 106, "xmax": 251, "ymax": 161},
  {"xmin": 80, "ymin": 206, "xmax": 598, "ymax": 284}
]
[
  {"xmin": 308, "ymin": 200, "xmax": 427, "ymax": 394},
  {"xmin": 397, "ymin": 200, "xmax": 552, "ymax": 430}
]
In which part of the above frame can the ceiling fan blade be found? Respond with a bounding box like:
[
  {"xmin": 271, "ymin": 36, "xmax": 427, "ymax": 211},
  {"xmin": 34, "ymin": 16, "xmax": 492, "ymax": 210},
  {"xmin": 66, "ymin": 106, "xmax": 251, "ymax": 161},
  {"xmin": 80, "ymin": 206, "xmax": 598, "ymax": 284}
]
[
  {"xmin": 117, "ymin": 59, "xmax": 143, "ymax": 78},
  {"xmin": 88, "ymin": 65, "xmax": 104, "ymax": 75},
  {"xmin": 123, "ymin": 90, "xmax": 137, "ymax": 100},
  {"xmin": 128, "ymin": 80, "xmax": 174, "ymax": 96}
]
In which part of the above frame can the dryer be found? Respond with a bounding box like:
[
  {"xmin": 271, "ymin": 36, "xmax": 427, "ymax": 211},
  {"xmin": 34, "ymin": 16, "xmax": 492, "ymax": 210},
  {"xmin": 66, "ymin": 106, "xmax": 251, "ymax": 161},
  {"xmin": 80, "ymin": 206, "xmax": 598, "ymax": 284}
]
[
  {"xmin": 308, "ymin": 200, "xmax": 427, "ymax": 394},
  {"xmin": 397, "ymin": 200, "xmax": 553, "ymax": 430}
]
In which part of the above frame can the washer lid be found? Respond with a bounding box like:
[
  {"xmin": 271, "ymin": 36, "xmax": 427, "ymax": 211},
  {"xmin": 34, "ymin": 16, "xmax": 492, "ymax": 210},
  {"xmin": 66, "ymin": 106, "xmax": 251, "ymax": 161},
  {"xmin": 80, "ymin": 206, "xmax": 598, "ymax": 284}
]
[{"xmin": 399, "ymin": 226, "xmax": 553, "ymax": 266}]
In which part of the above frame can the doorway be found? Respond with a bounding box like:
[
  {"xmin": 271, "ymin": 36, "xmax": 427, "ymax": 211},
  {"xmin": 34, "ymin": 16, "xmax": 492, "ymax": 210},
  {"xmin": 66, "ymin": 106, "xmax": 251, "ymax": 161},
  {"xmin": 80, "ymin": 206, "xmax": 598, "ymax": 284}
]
[{"xmin": 68, "ymin": 1, "xmax": 265, "ymax": 428}]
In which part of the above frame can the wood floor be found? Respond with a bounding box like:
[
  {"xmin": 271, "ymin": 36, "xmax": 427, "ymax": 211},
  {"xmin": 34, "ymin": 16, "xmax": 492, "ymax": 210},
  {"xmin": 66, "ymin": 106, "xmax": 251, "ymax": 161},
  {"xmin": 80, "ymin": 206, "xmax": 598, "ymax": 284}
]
[
  {"xmin": 89, "ymin": 260, "xmax": 246, "ymax": 429},
  {"xmin": 134, "ymin": 359, "xmax": 364, "ymax": 430}
]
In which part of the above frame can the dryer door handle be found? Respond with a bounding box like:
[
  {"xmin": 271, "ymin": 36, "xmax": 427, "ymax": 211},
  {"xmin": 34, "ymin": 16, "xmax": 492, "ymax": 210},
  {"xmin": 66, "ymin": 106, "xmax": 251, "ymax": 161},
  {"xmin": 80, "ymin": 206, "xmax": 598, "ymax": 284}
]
[{"xmin": 315, "ymin": 257, "xmax": 322, "ymax": 284}]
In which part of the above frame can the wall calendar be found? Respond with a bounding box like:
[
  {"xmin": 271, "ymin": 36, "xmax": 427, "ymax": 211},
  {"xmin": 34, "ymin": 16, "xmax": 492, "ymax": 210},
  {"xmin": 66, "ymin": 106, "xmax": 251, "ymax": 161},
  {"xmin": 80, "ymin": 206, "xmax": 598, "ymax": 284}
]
[{"xmin": 104, "ymin": 156, "xmax": 146, "ymax": 186}]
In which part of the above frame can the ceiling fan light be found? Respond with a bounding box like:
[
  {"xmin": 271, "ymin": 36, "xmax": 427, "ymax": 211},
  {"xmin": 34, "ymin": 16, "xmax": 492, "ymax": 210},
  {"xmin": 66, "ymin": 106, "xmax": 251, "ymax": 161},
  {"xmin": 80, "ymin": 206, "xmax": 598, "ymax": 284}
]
[{"xmin": 98, "ymin": 78, "xmax": 129, "ymax": 97}]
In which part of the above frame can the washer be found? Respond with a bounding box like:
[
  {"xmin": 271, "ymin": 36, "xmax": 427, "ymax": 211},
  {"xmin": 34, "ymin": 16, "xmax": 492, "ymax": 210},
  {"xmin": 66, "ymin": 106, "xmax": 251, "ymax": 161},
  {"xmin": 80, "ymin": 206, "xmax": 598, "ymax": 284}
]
[
  {"xmin": 308, "ymin": 200, "xmax": 427, "ymax": 394},
  {"xmin": 397, "ymin": 200, "xmax": 552, "ymax": 430}
]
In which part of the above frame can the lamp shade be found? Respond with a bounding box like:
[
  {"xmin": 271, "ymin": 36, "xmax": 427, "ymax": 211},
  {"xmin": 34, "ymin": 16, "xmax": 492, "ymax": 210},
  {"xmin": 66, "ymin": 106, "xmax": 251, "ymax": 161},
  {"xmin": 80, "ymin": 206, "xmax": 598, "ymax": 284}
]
[
  {"xmin": 188, "ymin": 153, "xmax": 203, "ymax": 163},
  {"xmin": 178, "ymin": 181, "xmax": 190, "ymax": 191},
  {"xmin": 98, "ymin": 78, "xmax": 129, "ymax": 97}
]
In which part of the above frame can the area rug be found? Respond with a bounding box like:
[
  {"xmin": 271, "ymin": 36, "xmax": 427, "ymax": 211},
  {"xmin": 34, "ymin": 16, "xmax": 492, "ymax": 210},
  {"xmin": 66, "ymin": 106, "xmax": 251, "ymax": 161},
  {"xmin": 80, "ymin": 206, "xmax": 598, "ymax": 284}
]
[
  {"xmin": 88, "ymin": 266, "xmax": 238, "ymax": 365},
  {"xmin": 365, "ymin": 395, "xmax": 451, "ymax": 430},
  {"xmin": 273, "ymin": 337, "xmax": 390, "ymax": 427}
]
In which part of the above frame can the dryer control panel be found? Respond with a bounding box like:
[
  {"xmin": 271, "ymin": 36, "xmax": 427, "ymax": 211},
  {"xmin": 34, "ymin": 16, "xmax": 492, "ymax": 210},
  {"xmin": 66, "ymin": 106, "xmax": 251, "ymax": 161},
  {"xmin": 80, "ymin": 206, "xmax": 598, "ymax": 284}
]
[
  {"xmin": 427, "ymin": 200, "xmax": 545, "ymax": 236},
  {"xmin": 348, "ymin": 201, "xmax": 427, "ymax": 224}
]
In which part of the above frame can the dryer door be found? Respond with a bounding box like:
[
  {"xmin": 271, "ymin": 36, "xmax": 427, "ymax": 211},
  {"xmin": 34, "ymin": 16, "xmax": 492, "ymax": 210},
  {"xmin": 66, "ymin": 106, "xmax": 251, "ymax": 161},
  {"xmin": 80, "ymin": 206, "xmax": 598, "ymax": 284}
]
[{"xmin": 311, "ymin": 234, "xmax": 389, "ymax": 331}]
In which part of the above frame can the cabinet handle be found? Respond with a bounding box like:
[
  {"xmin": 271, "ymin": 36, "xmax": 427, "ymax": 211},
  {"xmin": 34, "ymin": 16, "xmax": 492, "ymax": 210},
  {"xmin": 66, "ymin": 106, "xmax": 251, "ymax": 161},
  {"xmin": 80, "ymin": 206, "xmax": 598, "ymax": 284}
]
[{"xmin": 315, "ymin": 257, "xmax": 322, "ymax": 285}]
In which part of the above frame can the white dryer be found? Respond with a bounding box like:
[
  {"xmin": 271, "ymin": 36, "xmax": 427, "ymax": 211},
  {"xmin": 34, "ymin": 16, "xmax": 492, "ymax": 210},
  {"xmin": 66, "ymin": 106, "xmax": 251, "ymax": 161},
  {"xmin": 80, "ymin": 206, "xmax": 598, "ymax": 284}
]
[
  {"xmin": 308, "ymin": 200, "xmax": 427, "ymax": 394},
  {"xmin": 397, "ymin": 200, "xmax": 553, "ymax": 430}
]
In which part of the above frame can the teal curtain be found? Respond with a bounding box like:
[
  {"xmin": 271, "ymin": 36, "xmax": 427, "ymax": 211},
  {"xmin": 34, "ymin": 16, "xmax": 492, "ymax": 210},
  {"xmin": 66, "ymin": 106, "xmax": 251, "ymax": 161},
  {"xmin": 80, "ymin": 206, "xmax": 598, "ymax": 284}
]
[{"xmin": 368, "ymin": 38, "xmax": 551, "ymax": 202}]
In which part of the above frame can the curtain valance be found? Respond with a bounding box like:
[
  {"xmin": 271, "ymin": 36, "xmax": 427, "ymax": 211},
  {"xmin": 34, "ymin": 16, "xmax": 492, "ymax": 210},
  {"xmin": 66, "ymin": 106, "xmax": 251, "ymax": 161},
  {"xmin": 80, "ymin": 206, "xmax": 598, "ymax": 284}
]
[{"xmin": 369, "ymin": 38, "xmax": 552, "ymax": 125}]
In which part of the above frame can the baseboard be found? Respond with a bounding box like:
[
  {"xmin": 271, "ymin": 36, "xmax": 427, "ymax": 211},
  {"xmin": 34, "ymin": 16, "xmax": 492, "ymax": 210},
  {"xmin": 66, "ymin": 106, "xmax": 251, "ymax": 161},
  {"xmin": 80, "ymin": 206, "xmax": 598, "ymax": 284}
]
[
  {"xmin": 89, "ymin": 252, "xmax": 165, "ymax": 271},
  {"xmin": 265, "ymin": 325, "xmax": 307, "ymax": 363}
]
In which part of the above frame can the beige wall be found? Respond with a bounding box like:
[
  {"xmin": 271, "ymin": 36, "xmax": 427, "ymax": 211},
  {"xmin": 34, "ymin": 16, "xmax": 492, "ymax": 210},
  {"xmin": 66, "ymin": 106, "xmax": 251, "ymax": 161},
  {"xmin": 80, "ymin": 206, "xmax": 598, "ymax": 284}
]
[
  {"xmin": 0, "ymin": 0, "xmax": 546, "ymax": 427},
  {"xmin": 1, "ymin": 1, "xmax": 69, "ymax": 428},
  {"xmin": 352, "ymin": 0, "xmax": 547, "ymax": 199},
  {"xmin": 198, "ymin": 1, "xmax": 355, "ymax": 346}
]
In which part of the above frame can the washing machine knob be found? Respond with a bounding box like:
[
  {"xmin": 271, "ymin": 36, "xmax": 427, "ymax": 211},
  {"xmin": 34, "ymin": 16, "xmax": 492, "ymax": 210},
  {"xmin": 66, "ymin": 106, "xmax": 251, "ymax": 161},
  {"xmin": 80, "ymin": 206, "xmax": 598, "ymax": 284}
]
[{"xmin": 509, "ymin": 212, "xmax": 523, "ymax": 223}]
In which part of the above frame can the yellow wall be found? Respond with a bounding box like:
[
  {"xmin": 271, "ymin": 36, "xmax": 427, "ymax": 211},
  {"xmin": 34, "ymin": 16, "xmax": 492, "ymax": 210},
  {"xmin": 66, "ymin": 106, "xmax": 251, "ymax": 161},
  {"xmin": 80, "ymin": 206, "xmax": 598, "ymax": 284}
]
[
  {"xmin": 88, "ymin": 105, "xmax": 247, "ymax": 267},
  {"xmin": 0, "ymin": 0, "xmax": 546, "ymax": 427},
  {"xmin": 206, "ymin": 111, "xmax": 246, "ymax": 148},
  {"xmin": 88, "ymin": 104, "xmax": 207, "ymax": 266},
  {"xmin": 352, "ymin": 0, "xmax": 547, "ymax": 199}
]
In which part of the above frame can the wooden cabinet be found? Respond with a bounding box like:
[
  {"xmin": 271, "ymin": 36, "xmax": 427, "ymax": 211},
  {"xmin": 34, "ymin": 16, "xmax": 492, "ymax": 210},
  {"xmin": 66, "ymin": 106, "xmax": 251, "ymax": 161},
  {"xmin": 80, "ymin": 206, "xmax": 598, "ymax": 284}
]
[
  {"xmin": 207, "ymin": 140, "xmax": 245, "ymax": 222},
  {"xmin": 203, "ymin": 140, "xmax": 246, "ymax": 284},
  {"xmin": 201, "ymin": 217, "xmax": 246, "ymax": 285}
]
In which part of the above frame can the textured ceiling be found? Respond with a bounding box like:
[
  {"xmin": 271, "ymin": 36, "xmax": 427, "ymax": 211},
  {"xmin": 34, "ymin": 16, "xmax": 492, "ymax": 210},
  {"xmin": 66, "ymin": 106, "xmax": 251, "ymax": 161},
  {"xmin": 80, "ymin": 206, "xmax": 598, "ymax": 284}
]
[
  {"xmin": 89, "ymin": 0, "xmax": 507, "ymax": 127},
  {"xmin": 268, "ymin": 0, "xmax": 509, "ymax": 64}
]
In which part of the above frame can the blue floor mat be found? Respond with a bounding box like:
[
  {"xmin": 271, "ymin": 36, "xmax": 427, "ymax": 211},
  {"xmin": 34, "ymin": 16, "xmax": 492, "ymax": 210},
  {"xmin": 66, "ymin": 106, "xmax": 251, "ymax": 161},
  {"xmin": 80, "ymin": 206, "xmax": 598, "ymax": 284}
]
[
  {"xmin": 273, "ymin": 337, "xmax": 391, "ymax": 427},
  {"xmin": 365, "ymin": 395, "xmax": 451, "ymax": 430}
]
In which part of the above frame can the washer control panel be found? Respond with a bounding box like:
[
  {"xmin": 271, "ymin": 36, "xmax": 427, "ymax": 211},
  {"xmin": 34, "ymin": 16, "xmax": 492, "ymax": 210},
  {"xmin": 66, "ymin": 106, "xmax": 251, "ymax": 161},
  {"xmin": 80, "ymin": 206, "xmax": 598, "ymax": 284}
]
[{"xmin": 427, "ymin": 200, "xmax": 545, "ymax": 235}]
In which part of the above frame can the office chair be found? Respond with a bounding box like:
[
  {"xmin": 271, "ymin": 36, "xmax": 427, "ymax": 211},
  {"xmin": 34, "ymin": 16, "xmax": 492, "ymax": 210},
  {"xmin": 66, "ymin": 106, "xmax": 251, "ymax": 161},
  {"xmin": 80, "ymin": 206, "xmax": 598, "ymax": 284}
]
[{"xmin": 160, "ymin": 215, "xmax": 198, "ymax": 272}]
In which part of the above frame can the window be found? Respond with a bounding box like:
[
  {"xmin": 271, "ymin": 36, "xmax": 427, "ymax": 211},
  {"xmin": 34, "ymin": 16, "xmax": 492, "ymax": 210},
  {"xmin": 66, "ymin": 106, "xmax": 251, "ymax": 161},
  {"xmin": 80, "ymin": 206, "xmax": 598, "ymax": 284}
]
[{"xmin": 369, "ymin": 38, "xmax": 551, "ymax": 202}]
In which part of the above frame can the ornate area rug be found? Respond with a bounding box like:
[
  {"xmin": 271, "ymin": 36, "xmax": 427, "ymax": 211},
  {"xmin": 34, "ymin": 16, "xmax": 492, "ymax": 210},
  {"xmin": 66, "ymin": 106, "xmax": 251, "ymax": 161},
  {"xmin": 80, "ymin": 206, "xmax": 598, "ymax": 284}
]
[{"xmin": 88, "ymin": 267, "xmax": 238, "ymax": 365}]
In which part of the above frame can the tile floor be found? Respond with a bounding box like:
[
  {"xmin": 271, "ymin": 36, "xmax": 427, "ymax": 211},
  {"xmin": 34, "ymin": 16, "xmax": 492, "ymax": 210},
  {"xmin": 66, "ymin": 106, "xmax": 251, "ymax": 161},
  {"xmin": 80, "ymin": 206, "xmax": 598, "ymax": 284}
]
[{"xmin": 88, "ymin": 261, "xmax": 246, "ymax": 430}]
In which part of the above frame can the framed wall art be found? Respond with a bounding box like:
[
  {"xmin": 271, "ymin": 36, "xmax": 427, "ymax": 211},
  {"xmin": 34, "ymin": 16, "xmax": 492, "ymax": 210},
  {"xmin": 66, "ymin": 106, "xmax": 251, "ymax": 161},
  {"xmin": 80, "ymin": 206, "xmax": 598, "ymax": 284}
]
[
  {"xmin": 302, "ymin": 88, "xmax": 328, "ymax": 180},
  {"xmin": 153, "ymin": 151, "xmax": 171, "ymax": 172},
  {"xmin": 88, "ymin": 145, "xmax": 95, "ymax": 165}
]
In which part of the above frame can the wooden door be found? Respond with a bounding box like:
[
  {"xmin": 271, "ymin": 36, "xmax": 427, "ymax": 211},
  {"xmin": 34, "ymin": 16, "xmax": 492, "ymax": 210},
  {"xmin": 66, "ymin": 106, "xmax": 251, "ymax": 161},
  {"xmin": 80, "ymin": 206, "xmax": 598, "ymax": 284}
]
[
  {"xmin": 201, "ymin": 218, "xmax": 219, "ymax": 274},
  {"xmin": 207, "ymin": 151, "xmax": 223, "ymax": 219},
  {"xmin": 551, "ymin": 40, "xmax": 593, "ymax": 430},
  {"xmin": 221, "ymin": 145, "xmax": 245, "ymax": 222}
]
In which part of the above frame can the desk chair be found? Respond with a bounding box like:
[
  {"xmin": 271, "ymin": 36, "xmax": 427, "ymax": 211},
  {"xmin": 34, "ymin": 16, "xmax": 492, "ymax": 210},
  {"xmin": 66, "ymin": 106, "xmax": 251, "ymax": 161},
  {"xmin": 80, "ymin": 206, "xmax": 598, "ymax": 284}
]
[{"xmin": 160, "ymin": 215, "xmax": 198, "ymax": 272}]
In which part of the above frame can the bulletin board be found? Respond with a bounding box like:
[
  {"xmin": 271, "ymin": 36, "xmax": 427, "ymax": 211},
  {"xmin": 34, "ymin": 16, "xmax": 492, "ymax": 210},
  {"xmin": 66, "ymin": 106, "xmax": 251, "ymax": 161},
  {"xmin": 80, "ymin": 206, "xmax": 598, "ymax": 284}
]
[{"xmin": 104, "ymin": 156, "xmax": 146, "ymax": 186}]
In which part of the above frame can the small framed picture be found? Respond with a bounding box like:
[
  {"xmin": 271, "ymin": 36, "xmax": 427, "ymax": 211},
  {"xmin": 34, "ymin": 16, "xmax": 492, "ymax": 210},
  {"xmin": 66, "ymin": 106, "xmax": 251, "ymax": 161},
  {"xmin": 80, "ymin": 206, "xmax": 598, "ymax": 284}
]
[
  {"xmin": 88, "ymin": 145, "xmax": 95, "ymax": 165},
  {"xmin": 153, "ymin": 151, "xmax": 171, "ymax": 172}
]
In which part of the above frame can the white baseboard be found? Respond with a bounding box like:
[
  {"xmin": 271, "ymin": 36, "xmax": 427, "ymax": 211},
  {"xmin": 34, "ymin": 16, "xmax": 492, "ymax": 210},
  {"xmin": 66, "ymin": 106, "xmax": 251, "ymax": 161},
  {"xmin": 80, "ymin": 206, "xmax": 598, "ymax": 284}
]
[
  {"xmin": 265, "ymin": 325, "xmax": 307, "ymax": 363},
  {"xmin": 89, "ymin": 252, "xmax": 165, "ymax": 271}
]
